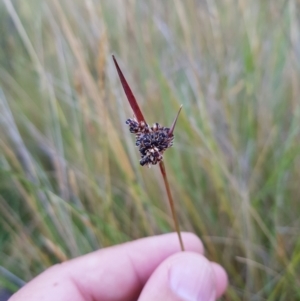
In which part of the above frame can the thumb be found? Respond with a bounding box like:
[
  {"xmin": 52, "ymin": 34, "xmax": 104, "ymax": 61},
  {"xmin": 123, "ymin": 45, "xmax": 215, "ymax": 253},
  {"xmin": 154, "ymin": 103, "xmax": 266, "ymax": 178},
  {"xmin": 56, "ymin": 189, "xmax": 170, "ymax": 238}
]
[{"xmin": 138, "ymin": 252, "xmax": 224, "ymax": 301}]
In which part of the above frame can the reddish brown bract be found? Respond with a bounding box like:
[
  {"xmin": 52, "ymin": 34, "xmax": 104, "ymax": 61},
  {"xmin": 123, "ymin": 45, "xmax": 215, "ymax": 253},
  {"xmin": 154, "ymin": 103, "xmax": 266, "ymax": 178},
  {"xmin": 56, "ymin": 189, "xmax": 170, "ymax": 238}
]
[{"xmin": 112, "ymin": 55, "xmax": 146, "ymax": 123}]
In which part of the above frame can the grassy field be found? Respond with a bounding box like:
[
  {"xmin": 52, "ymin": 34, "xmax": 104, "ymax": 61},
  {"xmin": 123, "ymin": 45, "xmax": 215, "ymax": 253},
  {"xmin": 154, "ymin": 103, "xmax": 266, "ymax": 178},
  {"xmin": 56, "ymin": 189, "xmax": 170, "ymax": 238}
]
[{"xmin": 0, "ymin": 1, "xmax": 300, "ymax": 300}]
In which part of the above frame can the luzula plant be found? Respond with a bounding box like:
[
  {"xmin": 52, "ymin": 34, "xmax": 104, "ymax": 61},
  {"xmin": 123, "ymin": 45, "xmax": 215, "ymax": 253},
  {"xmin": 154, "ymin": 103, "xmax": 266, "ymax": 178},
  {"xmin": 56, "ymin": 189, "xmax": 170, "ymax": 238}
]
[{"xmin": 112, "ymin": 55, "xmax": 184, "ymax": 251}]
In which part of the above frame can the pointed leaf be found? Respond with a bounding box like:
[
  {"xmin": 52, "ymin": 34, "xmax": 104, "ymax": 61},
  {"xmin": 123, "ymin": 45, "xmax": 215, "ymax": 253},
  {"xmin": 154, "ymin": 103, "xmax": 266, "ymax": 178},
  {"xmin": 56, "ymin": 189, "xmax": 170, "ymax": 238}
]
[
  {"xmin": 112, "ymin": 55, "xmax": 146, "ymax": 123},
  {"xmin": 169, "ymin": 105, "xmax": 182, "ymax": 136}
]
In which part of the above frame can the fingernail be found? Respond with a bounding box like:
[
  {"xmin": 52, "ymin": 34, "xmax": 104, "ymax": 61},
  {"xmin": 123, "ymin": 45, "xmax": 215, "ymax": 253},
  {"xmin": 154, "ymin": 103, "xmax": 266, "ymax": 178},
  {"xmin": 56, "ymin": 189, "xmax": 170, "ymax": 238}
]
[{"xmin": 169, "ymin": 255, "xmax": 216, "ymax": 301}]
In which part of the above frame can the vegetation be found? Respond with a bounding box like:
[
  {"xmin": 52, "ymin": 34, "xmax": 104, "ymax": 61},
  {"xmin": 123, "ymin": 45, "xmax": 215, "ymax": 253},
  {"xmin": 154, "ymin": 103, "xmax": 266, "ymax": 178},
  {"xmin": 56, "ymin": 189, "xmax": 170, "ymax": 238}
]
[{"xmin": 0, "ymin": 1, "xmax": 299, "ymax": 300}]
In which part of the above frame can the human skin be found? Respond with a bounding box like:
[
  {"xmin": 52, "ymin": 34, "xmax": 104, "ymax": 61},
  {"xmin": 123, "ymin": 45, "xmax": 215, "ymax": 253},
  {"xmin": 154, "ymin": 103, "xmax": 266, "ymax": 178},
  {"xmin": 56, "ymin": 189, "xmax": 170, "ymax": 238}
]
[{"xmin": 9, "ymin": 233, "xmax": 228, "ymax": 301}]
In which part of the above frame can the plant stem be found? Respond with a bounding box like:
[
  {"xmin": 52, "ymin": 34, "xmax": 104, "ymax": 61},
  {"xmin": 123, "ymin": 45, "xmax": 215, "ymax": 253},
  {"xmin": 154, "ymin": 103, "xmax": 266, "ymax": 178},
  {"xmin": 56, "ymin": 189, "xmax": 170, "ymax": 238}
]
[
  {"xmin": 112, "ymin": 55, "xmax": 184, "ymax": 251},
  {"xmin": 159, "ymin": 161, "xmax": 185, "ymax": 251}
]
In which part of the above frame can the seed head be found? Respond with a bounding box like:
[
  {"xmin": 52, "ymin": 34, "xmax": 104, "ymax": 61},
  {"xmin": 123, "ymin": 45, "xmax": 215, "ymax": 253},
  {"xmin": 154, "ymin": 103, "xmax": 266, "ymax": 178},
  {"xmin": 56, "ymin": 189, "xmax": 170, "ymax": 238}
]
[{"xmin": 126, "ymin": 118, "xmax": 174, "ymax": 167}]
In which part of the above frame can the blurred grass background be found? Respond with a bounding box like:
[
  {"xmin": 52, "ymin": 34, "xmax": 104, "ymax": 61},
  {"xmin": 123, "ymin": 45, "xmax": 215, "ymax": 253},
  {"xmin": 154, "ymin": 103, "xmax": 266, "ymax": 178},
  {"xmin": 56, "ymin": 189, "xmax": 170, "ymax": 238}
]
[{"xmin": 0, "ymin": 0, "xmax": 300, "ymax": 300}]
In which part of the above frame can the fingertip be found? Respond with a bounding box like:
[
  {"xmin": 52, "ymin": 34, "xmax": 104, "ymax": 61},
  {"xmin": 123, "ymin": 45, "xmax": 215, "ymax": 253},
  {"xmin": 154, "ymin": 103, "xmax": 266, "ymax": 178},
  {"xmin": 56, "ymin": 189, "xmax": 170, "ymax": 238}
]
[
  {"xmin": 138, "ymin": 252, "xmax": 216, "ymax": 301},
  {"xmin": 180, "ymin": 232, "xmax": 205, "ymax": 254},
  {"xmin": 211, "ymin": 262, "xmax": 228, "ymax": 298}
]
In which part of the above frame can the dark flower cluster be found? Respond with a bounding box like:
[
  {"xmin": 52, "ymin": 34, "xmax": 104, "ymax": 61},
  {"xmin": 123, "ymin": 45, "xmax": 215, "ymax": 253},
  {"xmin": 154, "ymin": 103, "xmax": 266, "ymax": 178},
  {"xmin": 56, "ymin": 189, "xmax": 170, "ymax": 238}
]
[{"xmin": 126, "ymin": 118, "xmax": 174, "ymax": 167}]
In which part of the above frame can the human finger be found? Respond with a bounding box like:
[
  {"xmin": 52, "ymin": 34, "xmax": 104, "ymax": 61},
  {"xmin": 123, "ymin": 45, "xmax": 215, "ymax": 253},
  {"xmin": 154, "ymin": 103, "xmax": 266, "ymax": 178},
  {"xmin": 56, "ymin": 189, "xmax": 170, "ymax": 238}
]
[
  {"xmin": 9, "ymin": 232, "xmax": 204, "ymax": 301},
  {"xmin": 211, "ymin": 262, "xmax": 228, "ymax": 298},
  {"xmin": 138, "ymin": 252, "xmax": 228, "ymax": 301}
]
